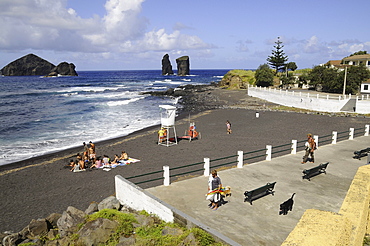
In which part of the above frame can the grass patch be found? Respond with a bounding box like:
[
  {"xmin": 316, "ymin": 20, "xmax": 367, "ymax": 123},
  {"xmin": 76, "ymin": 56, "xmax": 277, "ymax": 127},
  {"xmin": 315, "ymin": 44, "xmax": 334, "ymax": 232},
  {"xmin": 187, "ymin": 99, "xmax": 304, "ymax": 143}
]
[{"xmin": 82, "ymin": 208, "xmax": 227, "ymax": 246}]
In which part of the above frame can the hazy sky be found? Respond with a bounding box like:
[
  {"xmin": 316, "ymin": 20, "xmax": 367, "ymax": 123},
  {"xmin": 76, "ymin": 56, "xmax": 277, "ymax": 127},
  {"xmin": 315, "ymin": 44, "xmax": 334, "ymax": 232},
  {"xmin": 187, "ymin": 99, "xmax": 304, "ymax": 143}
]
[{"xmin": 1, "ymin": 0, "xmax": 369, "ymax": 71}]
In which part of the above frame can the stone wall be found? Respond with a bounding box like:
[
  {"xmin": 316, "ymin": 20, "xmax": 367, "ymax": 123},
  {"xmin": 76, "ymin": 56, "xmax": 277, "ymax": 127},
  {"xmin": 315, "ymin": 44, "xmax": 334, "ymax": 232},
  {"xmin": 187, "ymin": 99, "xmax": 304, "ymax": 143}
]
[{"xmin": 282, "ymin": 165, "xmax": 370, "ymax": 246}]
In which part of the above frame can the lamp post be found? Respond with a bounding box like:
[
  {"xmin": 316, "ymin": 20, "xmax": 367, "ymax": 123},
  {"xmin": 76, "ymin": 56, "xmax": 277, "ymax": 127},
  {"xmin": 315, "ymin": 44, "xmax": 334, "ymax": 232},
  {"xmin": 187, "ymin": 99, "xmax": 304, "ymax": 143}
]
[{"xmin": 342, "ymin": 66, "xmax": 347, "ymax": 96}]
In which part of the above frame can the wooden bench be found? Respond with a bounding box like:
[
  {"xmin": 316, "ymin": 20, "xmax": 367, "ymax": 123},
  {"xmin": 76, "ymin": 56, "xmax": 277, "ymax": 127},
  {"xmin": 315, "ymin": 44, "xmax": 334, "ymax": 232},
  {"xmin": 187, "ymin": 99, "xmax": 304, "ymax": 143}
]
[
  {"xmin": 302, "ymin": 162, "xmax": 329, "ymax": 181},
  {"xmin": 244, "ymin": 182, "xmax": 276, "ymax": 205}
]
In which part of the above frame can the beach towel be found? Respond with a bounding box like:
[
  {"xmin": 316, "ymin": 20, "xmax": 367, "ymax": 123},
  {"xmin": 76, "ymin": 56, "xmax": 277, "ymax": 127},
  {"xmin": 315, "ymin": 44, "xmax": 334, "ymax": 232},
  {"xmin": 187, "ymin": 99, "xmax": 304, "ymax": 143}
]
[{"xmin": 119, "ymin": 158, "xmax": 140, "ymax": 165}]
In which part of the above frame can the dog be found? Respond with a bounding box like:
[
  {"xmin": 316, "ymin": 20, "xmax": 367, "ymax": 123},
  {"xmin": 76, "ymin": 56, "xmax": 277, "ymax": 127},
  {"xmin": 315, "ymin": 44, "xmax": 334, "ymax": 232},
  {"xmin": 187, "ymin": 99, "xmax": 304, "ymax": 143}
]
[
  {"xmin": 279, "ymin": 193, "xmax": 295, "ymax": 215},
  {"xmin": 220, "ymin": 186, "xmax": 232, "ymax": 198}
]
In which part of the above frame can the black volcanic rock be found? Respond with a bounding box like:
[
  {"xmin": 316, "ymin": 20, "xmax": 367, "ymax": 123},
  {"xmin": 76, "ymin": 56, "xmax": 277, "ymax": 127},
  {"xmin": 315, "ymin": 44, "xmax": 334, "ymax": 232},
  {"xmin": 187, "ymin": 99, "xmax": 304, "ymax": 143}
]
[
  {"xmin": 49, "ymin": 62, "xmax": 78, "ymax": 76},
  {"xmin": 1, "ymin": 54, "xmax": 55, "ymax": 76},
  {"xmin": 176, "ymin": 56, "xmax": 190, "ymax": 76},
  {"xmin": 0, "ymin": 53, "xmax": 78, "ymax": 76},
  {"xmin": 161, "ymin": 54, "xmax": 173, "ymax": 75}
]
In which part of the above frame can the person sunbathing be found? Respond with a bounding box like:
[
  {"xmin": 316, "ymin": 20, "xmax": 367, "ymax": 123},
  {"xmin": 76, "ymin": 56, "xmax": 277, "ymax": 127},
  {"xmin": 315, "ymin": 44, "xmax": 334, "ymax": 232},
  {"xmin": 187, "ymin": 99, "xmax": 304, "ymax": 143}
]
[
  {"xmin": 111, "ymin": 154, "xmax": 120, "ymax": 164},
  {"xmin": 102, "ymin": 155, "xmax": 111, "ymax": 167},
  {"xmin": 90, "ymin": 157, "xmax": 102, "ymax": 169},
  {"xmin": 120, "ymin": 151, "xmax": 128, "ymax": 161}
]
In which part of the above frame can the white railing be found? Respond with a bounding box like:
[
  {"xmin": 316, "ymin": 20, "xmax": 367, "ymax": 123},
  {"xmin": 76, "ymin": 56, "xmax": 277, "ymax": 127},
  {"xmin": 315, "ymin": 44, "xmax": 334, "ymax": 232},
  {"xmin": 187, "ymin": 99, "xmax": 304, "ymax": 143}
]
[{"xmin": 248, "ymin": 86, "xmax": 370, "ymax": 113}]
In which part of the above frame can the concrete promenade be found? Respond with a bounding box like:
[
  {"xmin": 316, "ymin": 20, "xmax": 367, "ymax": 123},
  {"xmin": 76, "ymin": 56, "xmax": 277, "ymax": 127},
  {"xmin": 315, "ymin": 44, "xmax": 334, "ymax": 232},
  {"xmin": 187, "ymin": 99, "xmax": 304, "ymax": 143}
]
[{"xmin": 146, "ymin": 135, "xmax": 370, "ymax": 245}]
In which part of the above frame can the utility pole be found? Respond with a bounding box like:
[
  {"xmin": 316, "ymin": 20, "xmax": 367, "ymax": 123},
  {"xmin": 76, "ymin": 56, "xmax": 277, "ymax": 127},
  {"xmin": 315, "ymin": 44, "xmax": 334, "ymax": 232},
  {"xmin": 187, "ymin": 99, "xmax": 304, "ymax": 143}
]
[{"xmin": 343, "ymin": 66, "xmax": 347, "ymax": 96}]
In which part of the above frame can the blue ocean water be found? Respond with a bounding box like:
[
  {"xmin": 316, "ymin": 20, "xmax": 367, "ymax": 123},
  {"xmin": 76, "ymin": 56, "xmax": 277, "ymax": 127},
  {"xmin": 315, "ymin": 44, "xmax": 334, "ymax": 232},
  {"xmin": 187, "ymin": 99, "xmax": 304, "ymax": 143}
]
[{"xmin": 0, "ymin": 70, "xmax": 227, "ymax": 166}]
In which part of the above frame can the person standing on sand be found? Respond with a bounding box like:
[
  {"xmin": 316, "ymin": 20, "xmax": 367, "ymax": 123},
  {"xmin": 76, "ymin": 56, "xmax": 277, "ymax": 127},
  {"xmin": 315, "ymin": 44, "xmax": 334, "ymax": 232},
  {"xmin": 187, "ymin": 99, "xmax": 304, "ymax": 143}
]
[
  {"xmin": 88, "ymin": 145, "xmax": 96, "ymax": 164},
  {"xmin": 83, "ymin": 142, "xmax": 88, "ymax": 156},
  {"xmin": 226, "ymin": 120, "xmax": 232, "ymax": 134}
]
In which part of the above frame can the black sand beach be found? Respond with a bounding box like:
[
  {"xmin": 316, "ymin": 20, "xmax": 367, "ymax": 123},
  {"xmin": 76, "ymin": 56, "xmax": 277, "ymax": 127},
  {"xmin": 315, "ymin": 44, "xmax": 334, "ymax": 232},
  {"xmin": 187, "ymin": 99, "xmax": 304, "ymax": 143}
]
[{"xmin": 1, "ymin": 87, "xmax": 369, "ymax": 233}]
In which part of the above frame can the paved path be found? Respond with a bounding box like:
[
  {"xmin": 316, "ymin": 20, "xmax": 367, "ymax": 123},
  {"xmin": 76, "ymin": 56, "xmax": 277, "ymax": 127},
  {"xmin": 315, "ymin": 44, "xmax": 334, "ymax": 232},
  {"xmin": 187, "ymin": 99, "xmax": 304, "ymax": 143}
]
[{"xmin": 146, "ymin": 136, "xmax": 370, "ymax": 245}]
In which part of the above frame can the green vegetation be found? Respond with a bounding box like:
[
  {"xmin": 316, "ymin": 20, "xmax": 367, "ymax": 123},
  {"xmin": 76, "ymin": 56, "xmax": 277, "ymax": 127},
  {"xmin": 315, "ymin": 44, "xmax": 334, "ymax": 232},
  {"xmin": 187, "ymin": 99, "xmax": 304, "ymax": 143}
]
[
  {"xmin": 221, "ymin": 69, "xmax": 255, "ymax": 88},
  {"xmin": 308, "ymin": 64, "xmax": 370, "ymax": 94},
  {"xmin": 267, "ymin": 37, "xmax": 289, "ymax": 74},
  {"xmin": 255, "ymin": 64, "xmax": 274, "ymax": 87},
  {"xmin": 47, "ymin": 208, "xmax": 226, "ymax": 246},
  {"xmin": 87, "ymin": 208, "xmax": 137, "ymax": 239},
  {"xmin": 364, "ymin": 234, "xmax": 370, "ymax": 245}
]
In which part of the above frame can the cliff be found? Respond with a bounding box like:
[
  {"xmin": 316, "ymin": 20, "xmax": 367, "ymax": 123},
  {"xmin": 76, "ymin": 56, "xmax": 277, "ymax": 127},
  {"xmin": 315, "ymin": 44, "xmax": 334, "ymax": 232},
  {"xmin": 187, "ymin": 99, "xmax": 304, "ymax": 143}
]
[{"xmin": 0, "ymin": 54, "xmax": 78, "ymax": 76}]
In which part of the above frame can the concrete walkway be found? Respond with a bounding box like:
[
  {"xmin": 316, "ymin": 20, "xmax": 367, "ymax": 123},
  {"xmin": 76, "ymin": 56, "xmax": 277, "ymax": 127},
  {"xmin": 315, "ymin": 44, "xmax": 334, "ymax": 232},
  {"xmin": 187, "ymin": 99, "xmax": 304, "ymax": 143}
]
[{"xmin": 146, "ymin": 136, "xmax": 370, "ymax": 245}]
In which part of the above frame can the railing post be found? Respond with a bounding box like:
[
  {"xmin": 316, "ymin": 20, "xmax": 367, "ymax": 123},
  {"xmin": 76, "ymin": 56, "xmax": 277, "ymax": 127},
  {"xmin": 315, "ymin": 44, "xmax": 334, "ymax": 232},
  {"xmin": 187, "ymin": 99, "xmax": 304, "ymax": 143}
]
[
  {"xmin": 365, "ymin": 125, "xmax": 369, "ymax": 136},
  {"xmin": 349, "ymin": 128, "xmax": 354, "ymax": 140},
  {"xmin": 237, "ymin": 151, "xmax": 243, "ymax": 168},
  {"xmin": 332, "ymin": 131, "xmax": 337, "ymax": 144},
  {"xmin": 314, "ymin": 135, "xmax": 319, "ymax": 148},
  {"xmin": 291, "ymin": 140, "xmax": 297, "ymax": 155},
  {"xmin": 163, "ymin": 166, "xmax": 170, "ymax": 186},
  {"xmin": 266, "ymin": 145, "xmax": 272, "ymax": 161},
  {"xmin": 204, "ymin": 157, "xmax": 210, "ymax": 176}
]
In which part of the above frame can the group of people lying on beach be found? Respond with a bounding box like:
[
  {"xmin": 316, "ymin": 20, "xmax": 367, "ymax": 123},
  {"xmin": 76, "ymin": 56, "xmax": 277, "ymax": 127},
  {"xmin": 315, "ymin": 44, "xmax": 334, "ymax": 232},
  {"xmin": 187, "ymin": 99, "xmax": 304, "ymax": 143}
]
[{"xmin": 67, "ymin": 141, "xmax": 130, "ymax": 172}]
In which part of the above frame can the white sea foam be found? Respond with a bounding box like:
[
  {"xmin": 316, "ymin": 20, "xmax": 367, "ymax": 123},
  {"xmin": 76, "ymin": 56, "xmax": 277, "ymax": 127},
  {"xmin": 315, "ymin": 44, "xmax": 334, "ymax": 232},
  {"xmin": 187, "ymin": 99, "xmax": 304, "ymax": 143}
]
[{"xmin": 106, "ymin": 97, "xmax": 144, "ymax": 106}]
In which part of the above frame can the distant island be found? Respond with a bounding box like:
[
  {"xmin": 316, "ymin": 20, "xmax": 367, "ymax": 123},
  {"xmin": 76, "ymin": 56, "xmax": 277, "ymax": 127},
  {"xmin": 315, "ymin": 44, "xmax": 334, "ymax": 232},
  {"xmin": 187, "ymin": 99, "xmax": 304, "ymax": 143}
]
[{"xmin": 0, "ymin": 53, "xmax": 78, "ymax": 77}]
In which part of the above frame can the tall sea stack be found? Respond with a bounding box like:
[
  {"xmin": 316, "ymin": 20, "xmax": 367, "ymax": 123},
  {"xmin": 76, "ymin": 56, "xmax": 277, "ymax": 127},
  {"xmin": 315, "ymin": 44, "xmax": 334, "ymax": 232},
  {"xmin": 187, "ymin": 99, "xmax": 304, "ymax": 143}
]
[
  {"xmin": 176, "ymin": 56, "xmax": 190, "ymax": 76},
  {"xmin": 161, "ymin": 54, "xmax": 174, "ymax": 75}
]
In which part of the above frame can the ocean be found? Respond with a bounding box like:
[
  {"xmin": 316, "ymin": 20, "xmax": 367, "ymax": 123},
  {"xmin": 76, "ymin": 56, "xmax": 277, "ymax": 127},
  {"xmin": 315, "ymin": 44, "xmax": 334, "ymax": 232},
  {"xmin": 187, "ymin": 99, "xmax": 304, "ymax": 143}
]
[{"xmin": 0, "ymin": 69, "xmax": 228, "ymax": 166}]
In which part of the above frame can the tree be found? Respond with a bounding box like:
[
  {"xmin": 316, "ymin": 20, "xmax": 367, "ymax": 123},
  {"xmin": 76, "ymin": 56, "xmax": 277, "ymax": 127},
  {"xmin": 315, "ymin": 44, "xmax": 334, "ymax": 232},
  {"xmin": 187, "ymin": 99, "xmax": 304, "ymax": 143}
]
[
  {"xmin": 280, "ymin": 73, "xmax": 296, "ymax": 89},
  {"xmin": 267, "ymin": 37, "xmax": 288, "ymax": 74},
  {"xmin": 338, "ymin": 64, "xmax": 370, "ymax": 94},
  {"xmin": 349, "ymin": 51, "xmax": 367, "ymax": 56},
  {"xmin": 255, "ymin": 64, "xmax": 274, "ymax": 87},
  {"xmin": 286, "ymin": 62, "xmax": 297, "ymax": 71},
  {"xmin": 308, "ymin": 65, "xmax": 339, "ymax": 92}
]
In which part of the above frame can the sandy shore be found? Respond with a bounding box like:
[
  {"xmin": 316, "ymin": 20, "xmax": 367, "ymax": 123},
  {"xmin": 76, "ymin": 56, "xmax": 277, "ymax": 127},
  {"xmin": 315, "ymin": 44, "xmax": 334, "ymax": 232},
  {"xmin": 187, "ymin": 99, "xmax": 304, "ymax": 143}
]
[{"xmin": 1, "ymin": 87, "xmax": 369, "ymax": 232}]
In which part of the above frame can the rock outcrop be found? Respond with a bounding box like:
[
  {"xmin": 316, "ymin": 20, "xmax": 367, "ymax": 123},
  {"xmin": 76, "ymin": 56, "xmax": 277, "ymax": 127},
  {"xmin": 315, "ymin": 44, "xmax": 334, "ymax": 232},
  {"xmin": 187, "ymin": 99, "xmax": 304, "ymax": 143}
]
[
  {"xmin": 176, "ymin": 56, "xmax": 190, "ymax": 76},
  {"xmin": 48, "ymin": 62, "xmax": 78, "ymax": 77},
  {"xmin": 0, "ymin": 53, "xmax": 78, "ymax": 76},
  {"xmin": 219, "ymin": 69, "xmax": 255, "ymax": 89},
  {"xmin": 0, "ymin": 195, "xmax": 216, "ymax": 246},
  {"xmin": 161, "ymin": 54, "xmax": 174, "ymax": 75}
]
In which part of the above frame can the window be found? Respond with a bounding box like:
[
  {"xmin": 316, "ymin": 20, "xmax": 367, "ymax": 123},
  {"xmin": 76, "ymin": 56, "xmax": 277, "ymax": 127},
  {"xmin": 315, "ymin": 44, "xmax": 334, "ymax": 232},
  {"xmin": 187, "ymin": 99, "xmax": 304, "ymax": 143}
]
[
  {"xmin": 367, "ymin": 61, "xmax": 370, "ymax": 66},
  {"xmin": 352, "ymin": 61, "xmax": 356, "ymax": 65},
  {"xmin": 365, "ymin": 85, "xmax": 369, "ymax": 91}
]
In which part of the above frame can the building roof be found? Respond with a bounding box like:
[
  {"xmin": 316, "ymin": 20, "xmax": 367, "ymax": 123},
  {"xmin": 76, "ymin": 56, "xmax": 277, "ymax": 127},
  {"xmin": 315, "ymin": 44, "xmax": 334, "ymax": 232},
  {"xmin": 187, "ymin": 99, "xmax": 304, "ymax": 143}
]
[
  {"xmin": 324, "ymin": 60, "xmax": 348, "ymax": 69},
  {"xmin": 326, "ymin": 60, "xmax": 342, "ymax": 66},
  {"xmin": 342, "ymin": 54, "xmax": 370, "ymax": 61}
]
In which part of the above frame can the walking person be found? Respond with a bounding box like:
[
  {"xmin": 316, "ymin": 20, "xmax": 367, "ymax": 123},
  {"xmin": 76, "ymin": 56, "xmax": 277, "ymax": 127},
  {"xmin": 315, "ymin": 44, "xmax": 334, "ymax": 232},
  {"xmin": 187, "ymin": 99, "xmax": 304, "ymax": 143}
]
[
  {"xmin": 226, "ymin": 120, "xmax": 232, "ymax": 134},
  {"xmin": 206, "ymin": 170, "xmax": 222, "ymax": 210},
  {"xmin": 302, "ymin": 133, "xmax": 316, "ymax": 164}
]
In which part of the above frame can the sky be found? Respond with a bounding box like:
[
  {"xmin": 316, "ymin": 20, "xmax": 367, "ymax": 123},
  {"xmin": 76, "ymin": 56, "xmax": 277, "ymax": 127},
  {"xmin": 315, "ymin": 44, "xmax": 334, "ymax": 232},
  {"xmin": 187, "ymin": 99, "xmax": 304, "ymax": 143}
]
[{"xmin": 0, "ymin": 0, "xmax": 369, "ymax": 71}]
